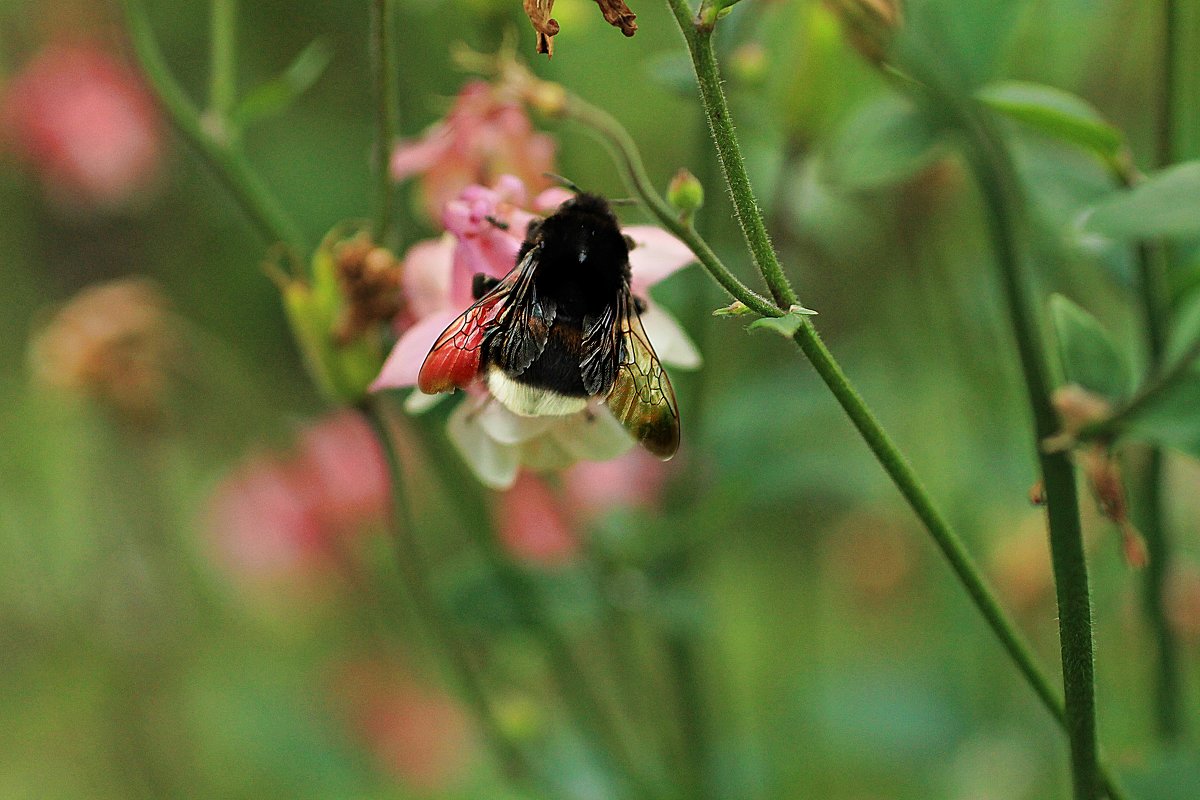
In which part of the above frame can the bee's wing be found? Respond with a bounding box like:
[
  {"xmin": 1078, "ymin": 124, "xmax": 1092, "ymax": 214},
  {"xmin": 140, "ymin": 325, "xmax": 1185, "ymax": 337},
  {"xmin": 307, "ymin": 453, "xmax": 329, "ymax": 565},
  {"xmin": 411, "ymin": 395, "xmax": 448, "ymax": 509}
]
[
  {"xmin": 604, "ymin": 293, "xmax": 680, "ymax": 459},
  {"xmin": 417, "ymin": 250, "xmax": 542, "ymax": 394}
]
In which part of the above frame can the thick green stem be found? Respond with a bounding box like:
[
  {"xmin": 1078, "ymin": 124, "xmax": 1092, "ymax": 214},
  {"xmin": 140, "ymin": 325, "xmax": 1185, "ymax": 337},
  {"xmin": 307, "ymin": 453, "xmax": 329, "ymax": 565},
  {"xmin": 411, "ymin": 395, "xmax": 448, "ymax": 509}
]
[
  {"xmin": 369, "ymin": 0, "xmax": 399, "ymax": 244},
  {"xmin": 121, "ymin": 0, "xmax": 308, "ymax": 254},
  {"xmin": 361, "ymin": 401, "xmax": 540, "ymax": 790},
  {"xmin": 208, "ymin": 0, "xmax": 237, "ymax": 119},
  {"xmin": 948, "ymin": 78, "xmax": 1099, "ymax": 799}
]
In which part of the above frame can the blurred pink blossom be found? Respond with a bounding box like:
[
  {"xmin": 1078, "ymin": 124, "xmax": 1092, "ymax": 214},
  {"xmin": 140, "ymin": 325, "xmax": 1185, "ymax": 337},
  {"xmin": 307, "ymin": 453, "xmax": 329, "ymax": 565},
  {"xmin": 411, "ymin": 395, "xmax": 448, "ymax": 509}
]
[
  {"xmin": 206, "ymin": 411, "xmax": 388, "ymax": 580},
  {"xmin": 1, "ymin": 42, "xmax": 164, "ymax": 213},
  {"xmin": 497, "ymin": 472, "xmax": 580, "ymax": 566},
  {"xmin": 392, "ymin": 80, "xmax": 556, "ymax": 220},
  {"xmin": 333, "ymin": 660, "xmax": 475, "ymax": 792},
  {"xmin": 371, "ymin": 176, "xmax": 700, "ymax": 488},
  {"xmin": 562, "ymin": 448, "xmax": 670, "ymax": 522}
]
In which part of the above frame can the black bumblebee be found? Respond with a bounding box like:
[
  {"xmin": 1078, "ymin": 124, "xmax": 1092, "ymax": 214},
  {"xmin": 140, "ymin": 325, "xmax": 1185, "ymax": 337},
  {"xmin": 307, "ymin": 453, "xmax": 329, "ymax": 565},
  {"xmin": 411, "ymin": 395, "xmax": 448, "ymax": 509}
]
[{"xmin": 418, "ymin": 193, "xmax": 679, "ymax": 459}]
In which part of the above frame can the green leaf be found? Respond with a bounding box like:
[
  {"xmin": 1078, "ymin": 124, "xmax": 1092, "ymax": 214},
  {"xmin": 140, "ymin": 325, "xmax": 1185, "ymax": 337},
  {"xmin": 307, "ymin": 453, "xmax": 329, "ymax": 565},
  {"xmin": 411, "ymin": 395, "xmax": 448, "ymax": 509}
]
[
  {"xmin": 1124, "ymin": 370, "xmax": 1200, "ymax": 460},
  {"xmin": 747, "ymin": 305, "xmax": 818, "ymax": 338},
  {"xmin": 823, "ymin": 95, "xmax": 945, "ymax": 190},
  {"xmin": 1085, "ymin": 161, "xmax": 1200, "ymax": 240},
  {"xmin": 1049, "ymin": 294, "xmax": 1132, "ymax": 401},
  {"xmin": 233, "ymin": 38, "xmax": 333, "ymax": 127},
  {"xmin": 712, "ymin": 301, "xmax": 753, "ymax": 317},
  {"xmin": 977, "ymin": 80, "xmax": 1124, "ymax": 161}
]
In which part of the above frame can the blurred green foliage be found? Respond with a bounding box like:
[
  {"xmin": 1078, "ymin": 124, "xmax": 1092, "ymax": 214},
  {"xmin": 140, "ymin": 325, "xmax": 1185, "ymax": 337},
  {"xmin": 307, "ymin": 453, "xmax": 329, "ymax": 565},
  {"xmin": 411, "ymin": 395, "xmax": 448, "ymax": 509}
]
[{"xmin": 2, "ymin": 1, "xmax": 1200, "ymax": 799}]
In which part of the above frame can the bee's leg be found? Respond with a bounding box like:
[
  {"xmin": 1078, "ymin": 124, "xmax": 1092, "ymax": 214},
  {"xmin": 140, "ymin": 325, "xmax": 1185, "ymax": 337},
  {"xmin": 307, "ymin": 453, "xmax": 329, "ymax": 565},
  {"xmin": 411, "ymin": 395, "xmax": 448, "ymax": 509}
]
[
  {"xmin": 484, "ymin": 215, "xmax": 510, "ymax": 231},
  {"xmin": 623, "ymin": 234, "xmax": 637, "ymax": 252},
  {"xmin": 472, "ymin": 273, "xmax": 501, "ymax": 300},
  {"xmin": 632, "ymin": 295, "xmax": 648, "ymax": 314}
]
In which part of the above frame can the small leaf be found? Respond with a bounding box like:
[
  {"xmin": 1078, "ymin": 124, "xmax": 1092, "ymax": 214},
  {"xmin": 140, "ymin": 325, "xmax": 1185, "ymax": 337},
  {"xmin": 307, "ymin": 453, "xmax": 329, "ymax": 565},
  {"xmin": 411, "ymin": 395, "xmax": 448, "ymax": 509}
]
[
  {"xmin": 747, "ymin": 305, "xmax": 818, "ymax": 338},
  {"xmin": 233, "ymin": 39, "xmax": 333, "ymax": 127},
  {"xmin": 977, "ymin": 80, "xmax": 1124, "ymax": 161},
  {"xmin": 1124, "ymin": 370, "xmax": 1200, "ymax": 461},
  {"xmin": 824, "ymin": 95, "xmax": 945, "ymax": 190},
  {"xmin": 1049, "ymin": 294, "xmax": 1132, "ymax": 402},
  {"xmin": 713, "ymin": 300, "xmax": 753, "ymax": 317},
  {"xmin": 1084, "ymin": 161, "xmax": 1200, "ymax": 240}
]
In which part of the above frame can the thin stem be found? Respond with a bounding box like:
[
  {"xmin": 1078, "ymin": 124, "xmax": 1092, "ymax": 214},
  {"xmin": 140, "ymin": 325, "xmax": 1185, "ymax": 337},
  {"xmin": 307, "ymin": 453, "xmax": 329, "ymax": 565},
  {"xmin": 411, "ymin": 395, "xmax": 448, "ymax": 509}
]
[
  {"xmin": 563, "ymin": 97, "xmax": 779, "ymax": 318},
  {"xmin": 121, "ymin": 0, "xmax": 309, "ymax": 254},
  {"xmin": 1132, "ymin": 0, "xmax": 1186, "ymax": 740},
  {"xmin": 661, "ymin": 3, "xmax": 1126, "ymax": 797},
  {"xmin": 369, "ymin": 0, "xmax": 399, "ymax": 244},
  {"xmin": 208, "ymin": 0, "xmax": 237, "ymax": 119},
  {"xmin": 361, "ymin": 400, "xmax": 540, "ymax": 790}
]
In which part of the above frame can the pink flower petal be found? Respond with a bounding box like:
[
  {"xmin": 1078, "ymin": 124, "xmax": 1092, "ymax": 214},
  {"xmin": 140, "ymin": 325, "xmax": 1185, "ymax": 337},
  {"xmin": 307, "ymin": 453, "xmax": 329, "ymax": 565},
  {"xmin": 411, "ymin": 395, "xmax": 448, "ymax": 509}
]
[
  {"xmin": 401, "ymin": 235, "xmax": 455, "ymax": 320},
  {"xmin": 624, "ymin": 225, "xmax": 696, "ymax": 292},
  {"xmin": 390, "ymin": 126, "xmax": 452, "ymax": 180},
  {"xmin": 372, "ymin": 310, "xmax": 459, "ymax": 391},
  {"xmin": 533, "ymin": 187, "xmax": 574, "ymax": 212}
]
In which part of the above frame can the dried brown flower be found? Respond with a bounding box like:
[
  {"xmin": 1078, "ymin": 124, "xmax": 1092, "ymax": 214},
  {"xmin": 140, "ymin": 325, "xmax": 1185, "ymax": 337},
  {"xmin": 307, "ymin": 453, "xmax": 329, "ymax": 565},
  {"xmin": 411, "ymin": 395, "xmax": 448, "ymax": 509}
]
[
  {"xmin": 333, "ymin": 235, "xmax": 403, "ymax": 345},
  {"xmin": 522, "ymin": 0, "xmax": 638, "ymax": 57},
  {"xmin": 29, "ymin": 277, "xmax": 178, "ymax": 421}
]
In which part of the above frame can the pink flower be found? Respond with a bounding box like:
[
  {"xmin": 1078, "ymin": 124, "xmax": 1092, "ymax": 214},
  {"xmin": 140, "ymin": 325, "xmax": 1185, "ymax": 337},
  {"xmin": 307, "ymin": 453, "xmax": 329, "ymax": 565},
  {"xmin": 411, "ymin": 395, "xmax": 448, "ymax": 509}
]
[
  {"xmin": 392, "ymin": 81, "xmax": 556, "ymax": 220},
  {"xmin": 206, "ymin": 411, "xmax": 388, "ymax": 580},
  {"xmin": 371, "ymin": 177, "xmax": 701, "ymax": 488},
  {"xmin": 332, "ymin": 660, "xmax": 476, "ymax": 792},
  {"xmin": 1, "ymin": 43, "xmax": 163, "ymax": 213},
  {"xmin": 496, "ymin": 472, "xmax": 580, "ymax": 566}
]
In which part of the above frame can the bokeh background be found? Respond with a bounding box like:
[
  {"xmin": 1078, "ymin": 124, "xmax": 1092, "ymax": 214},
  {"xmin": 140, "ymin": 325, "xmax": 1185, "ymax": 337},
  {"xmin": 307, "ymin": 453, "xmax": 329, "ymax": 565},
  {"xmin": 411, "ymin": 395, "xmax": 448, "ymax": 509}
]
[{"xmin": 2, "ymin": 0, "xmax": 1199, "ymax": 798}]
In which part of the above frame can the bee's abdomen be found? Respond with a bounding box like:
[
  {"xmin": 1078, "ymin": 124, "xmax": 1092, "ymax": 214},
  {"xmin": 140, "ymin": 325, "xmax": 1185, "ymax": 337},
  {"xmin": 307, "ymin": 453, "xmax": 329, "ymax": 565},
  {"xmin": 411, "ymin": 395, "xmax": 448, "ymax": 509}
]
[{"xmin": 498, "ymin": 323, "xmax": 594, "ymax": 397}]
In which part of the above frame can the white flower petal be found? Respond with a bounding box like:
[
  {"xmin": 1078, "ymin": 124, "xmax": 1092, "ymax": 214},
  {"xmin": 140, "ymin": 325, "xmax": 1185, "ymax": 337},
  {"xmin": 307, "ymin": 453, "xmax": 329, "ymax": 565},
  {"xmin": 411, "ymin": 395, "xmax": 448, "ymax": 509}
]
[
  {"xmin": 476, "ymin": 398, "xmax": 557, "ymax": 445},
  {"xmin": 447, "ymin": 399, "xmax": 520, "ymax": 489},
  {"xmin": 517, "ymin": 433, "xmax": 578, "ymax": 472},
  {"xmin": 638, "ymin": 304, "xmax": 702, "ymax": 370},
  {"xmin": 549, "ymin": 406, "xmax": 635, "ymax": 462},
  {"xmin": 404, "ymin": 388, "xmax": 448, "ymax": 414}
]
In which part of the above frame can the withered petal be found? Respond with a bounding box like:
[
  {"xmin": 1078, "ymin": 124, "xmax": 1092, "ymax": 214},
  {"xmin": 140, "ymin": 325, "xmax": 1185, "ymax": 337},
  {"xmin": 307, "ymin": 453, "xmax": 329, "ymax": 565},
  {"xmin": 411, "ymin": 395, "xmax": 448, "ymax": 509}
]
[
  {"xmin": 594, "ymin": 0, "xmax": 638, "ymax": 37},
  {"xmin": 523, "ymin": 0, "xmax": 560, "ymax": 56}
]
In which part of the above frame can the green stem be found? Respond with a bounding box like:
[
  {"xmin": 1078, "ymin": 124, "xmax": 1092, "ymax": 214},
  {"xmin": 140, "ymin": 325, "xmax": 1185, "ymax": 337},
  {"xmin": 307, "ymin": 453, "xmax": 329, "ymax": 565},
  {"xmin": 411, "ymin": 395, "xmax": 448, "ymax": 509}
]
[
  {"xmin": 938, "ymin": 71, "xmax": 1099, "ymax": 799},
  {"xmin": 120, "ymin": 0, "xmax": 309, "ymax": 254},
  {"xmin": 208, "ymin": 0, "xmax": 237, "ymax": 119},
  {"xmin": 369, "ymin": 0, "xmax": 399, "ymax": 244},
  {"xmin": 662, "ymin": 2, "xmax": 1126, "ymax": 796},
  {"xmin": 361, "ymin": 400, "xmax": 540, "ymax": 790}
]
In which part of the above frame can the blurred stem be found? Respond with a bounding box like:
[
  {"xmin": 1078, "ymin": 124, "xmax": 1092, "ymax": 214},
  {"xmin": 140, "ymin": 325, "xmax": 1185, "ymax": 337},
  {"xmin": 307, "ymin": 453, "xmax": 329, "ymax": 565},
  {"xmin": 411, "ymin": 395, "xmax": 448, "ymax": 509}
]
[
  {"xmin": 660, "ymin": 2, "xmax": 1126, "ymax": 797},
  {"xmin": 410, "ymin": 425, "xmax": 662, "ymax": 799},
  {"xmin": 1132, "ymin": 0, "xmax": 1186, "ymax": 742},
  {"xmin": 361, "ymin": 399, "xmax": 540, "ymax": 790},
  {"xmin": 208, "ymin": 0, "xmax": 236, "ymax": 120},
  {"xmin": 120, "ymin": 0, "xmax": 309, "ymax": 255},
  {"xmin": 370, "ymin": 0, "xmax": 399, "ymax": 245}
]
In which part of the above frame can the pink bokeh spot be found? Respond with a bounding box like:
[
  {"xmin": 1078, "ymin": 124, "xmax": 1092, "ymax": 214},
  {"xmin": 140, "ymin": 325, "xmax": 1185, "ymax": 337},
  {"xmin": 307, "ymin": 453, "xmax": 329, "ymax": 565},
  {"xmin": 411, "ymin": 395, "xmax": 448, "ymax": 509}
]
[
  {"xmin": 497, "ymin": 472, "xmax": 580, "ymax": 566},
  {"xmin": 1, "ymin": 43, "xmax": 164, "ymax": 212}
]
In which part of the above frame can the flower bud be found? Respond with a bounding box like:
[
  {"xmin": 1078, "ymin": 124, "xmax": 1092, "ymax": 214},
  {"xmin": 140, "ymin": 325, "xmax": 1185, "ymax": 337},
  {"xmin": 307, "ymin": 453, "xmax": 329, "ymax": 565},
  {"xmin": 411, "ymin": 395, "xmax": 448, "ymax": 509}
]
[
  {"xmin": 279, "ymin": 227, "xmax": 399, "ymax": 405},
  {"xmin": 824, "ymin": 0, "xmax": 900, "ymax": 66},
  {"xmin": 667, "ymin": 168, "xmax": 704, "ymax": 217},
  {"xmin": 1043, "ymin": 384, "xmax": 1113, "ymax": 452}
]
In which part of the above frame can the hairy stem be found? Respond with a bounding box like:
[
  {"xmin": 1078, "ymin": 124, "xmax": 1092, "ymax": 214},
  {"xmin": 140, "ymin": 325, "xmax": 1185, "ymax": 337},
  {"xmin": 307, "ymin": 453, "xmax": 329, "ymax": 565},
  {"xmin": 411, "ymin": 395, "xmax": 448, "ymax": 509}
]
[
  {"xmin": 662, "ymin": 2, "xmax": 1125, "ymax": 796},
  {"xmin": 121, "ymin": 0, "xmax": 308, "ymax": 254},
  {"xmin": 369, "ymin": 0, "xmax": 399, "ymax": 244},
  {"xmin": 361, "ymin": 400, "xmax": 540, "ymax": 789}
]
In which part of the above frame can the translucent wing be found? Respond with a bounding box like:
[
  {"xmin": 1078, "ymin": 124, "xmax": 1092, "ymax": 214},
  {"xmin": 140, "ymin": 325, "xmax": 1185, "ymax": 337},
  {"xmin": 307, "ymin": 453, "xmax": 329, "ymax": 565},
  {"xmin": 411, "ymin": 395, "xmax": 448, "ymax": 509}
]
[
  {"xmin": 604, "ymin": 293, "xmax": 680, "ymax": 459},
  {"xmin": 417, "ymin": 250, "xmax": 542, "ymax": 394}
]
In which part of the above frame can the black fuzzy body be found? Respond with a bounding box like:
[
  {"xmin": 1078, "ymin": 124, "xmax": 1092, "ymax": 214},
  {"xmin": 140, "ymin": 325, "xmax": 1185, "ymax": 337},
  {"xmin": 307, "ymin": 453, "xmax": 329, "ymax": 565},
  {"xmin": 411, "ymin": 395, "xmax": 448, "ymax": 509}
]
[{"xmin": 482, "ymin": 194, "xmax": 630, "ymax": 398}]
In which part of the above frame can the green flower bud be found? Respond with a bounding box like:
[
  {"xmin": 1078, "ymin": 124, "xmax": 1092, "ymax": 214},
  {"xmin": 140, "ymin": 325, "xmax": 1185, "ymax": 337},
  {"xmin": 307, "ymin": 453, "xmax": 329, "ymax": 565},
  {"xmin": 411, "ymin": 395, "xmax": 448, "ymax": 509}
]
[{"xmin": 667, "ymin": 168, "xmax": 704, "ymax": 217}]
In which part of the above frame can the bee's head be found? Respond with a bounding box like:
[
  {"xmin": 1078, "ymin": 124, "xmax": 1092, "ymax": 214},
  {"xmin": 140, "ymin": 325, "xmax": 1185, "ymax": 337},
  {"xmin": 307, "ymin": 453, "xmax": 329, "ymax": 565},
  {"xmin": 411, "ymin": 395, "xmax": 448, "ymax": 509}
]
[{"xmin": 532, "ymin": 192, "xmax": 628, "ymax": 275}]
